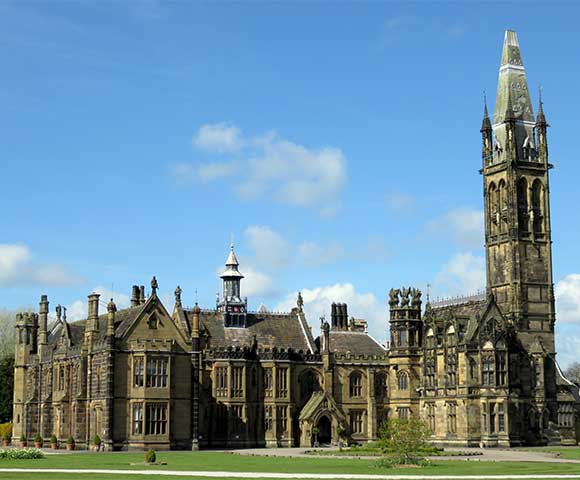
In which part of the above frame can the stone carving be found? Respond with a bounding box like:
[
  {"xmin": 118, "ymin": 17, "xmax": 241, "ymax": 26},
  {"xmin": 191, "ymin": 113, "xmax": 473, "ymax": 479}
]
[
  {"xmin": 400, "ymin": 287, "xmax": 411, "ymax": 307},
  {"xmin": 174, "ymin": 285, "xmax": 182, "ymax": 305},
  {"xmin": 388, "ymin": 288, "xmax": 400, "ymax": 308},
  {"xmin": 411, "ymin": 288, "xmax": 422, "ymax": 308},
  {"xmin": 151, "ymin": 276, "xmax": 158, "ymax": 295},
  {"xmin": 55, "ymin": 304, "xmax": 62, "ymax": 322},
  {"xmin": 297, "ymin": 291, "xmax": 304, "ymax": 310}
]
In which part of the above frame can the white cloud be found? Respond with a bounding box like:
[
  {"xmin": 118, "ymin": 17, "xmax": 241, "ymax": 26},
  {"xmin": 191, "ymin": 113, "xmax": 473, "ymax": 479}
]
[
  {"xmin": 197, "ymin": 162, "xmax": 236, "ymax": 182},
  {"xmin": 556, "ymin": 324, "xmax": 580, "ymax": 369},
  {"xmin": 0, "ymin": 243, "xmax": 83, "ymax": 287},
  {"xmin": 193, "ymin": 122, "xmax": 242, "ymax": 153},
  {"xmin": 65, "ymin": 286, "xmax": 131, "ymax": 321},
  {"xmin": 241, "ymin": 265, "xmax": 275, "ymax": 298},
  {"xmin": 183, "ymin": 125, "xmax": 347, "ymax": 217},
  {"xmin": 276, "ymin": 283, "xmax": 387, "ymax": 343},
  {"xmin": 427, "ymin": 208, "xmax": 484, "ymax": 249},
  {"xmin": 555, "ymin": 274, "xmax": 580, "ymax": 324},
  {"xmin": 434, "ymin": 252, "xmax": 486, "ymax": 297},
  {"xmin": 244, "ymin": 225, "xmax": 289, "ymax": 269},
  {"xmin": 299, "ymin": 241, "xmax": 344, "ymax": 266}
]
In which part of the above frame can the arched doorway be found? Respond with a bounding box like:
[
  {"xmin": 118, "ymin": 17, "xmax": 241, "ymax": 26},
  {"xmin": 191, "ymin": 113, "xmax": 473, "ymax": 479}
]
[{"xmin": 316, "ymin": 416, "xmax": 331, "ymax": 445}]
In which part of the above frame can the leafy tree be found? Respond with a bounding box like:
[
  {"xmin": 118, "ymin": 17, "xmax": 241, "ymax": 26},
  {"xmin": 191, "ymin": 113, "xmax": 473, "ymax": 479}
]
[
  {"xmin": 564, "ymin": 362, "xmax": 580, "ymax": 385},
  {"xmin": 377, "ymin": 418, "xmax": 431, "ymax": 466},
  {"xmin": 0, "ymin": 356, "xmax": 14, "ymax": 423},
  {"xmin": 0, "ymin": 309, "xmax": 15, "ymax": 359},
  {"xmin": 0, "ymin": 309, "xmax": 17, "ymax": 424}
]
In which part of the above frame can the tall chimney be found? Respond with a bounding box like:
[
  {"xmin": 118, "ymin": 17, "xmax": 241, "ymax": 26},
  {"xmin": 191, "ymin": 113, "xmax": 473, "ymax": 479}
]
[
  {"xmin": 107, "ymin": 298, "xmax": 117, "ymax": 337},
  {"xmin": 131, "ymin": 285, "xmax": 140, "ymax": 307},
  {"xmin": 87, "ymin": 293, "xmax": 100, "ymax": 333},
  {"xmin": 139, "ymin": 286, "xmax": 145, "ymax": 305},
  {"xmin": 38, "ymin": 295, "xmax": 48, "ymax": 349}
]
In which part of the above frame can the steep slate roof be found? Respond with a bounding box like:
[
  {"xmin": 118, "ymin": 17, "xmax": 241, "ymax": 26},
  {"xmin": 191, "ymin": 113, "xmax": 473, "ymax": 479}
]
[
  {"xmin": 328, "ymin": 330, "xmax": 386, "ymax": 355},
  {"xmin": 185, "ymin": 309, "xmax": 313, "ymax": 352},
  {"xmin": 48, "ymin": 305, "xmax": 143, "ymax": 346}
]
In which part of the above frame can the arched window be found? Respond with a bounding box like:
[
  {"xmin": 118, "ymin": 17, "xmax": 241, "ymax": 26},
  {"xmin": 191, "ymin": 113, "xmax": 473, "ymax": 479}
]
[
  {"xmin": 532, "ymin": 179, "xmax": 543, "ymax": 234},
  {"xmin": 398, "ymin": 371, "xmax": 409, "ymax": 390},
  {"xmin": 517, "ymin": 177, "xmax": 528, "ymax": 232},
  {"xmin": 349, "ymin": 371, "xmax": 363, "ymax": 398},
  {"xmin": 447, "ymin": 353, "xmax": 458, "ymax": 387},
  {"xmin": 498, "ymin": 180, "xmax": 507, "ymax": 233},
  {"xmin": 496, "ymin": 352, "xmax": 507, "ymax": 386},
  {"xmin": 488, "ymin": 182, "xmax": 497, "ymax": 235}
]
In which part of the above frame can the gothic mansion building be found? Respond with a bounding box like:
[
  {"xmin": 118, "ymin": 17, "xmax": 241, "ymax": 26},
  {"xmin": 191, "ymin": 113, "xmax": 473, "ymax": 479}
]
[{"xmin": 12, "ymin": 31, "xmax": 580, "ymax": 450}]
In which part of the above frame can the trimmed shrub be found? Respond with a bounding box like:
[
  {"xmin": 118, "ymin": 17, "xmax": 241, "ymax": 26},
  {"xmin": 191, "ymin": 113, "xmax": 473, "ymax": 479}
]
[
  {"xmin": 0, "ymin": 423, "xmax": 12, "ymax": 440},
  {"xmin": 0, "ymin": 448, "xmax": 44, "ymax": 460},
  {"xmin": 145, "ymin": 449, "xmax": 156, "ymax": 464},
  {"xmin": 66, "ymin": 436, "xmax": 75, "ymax": 445},
  {"xmin": 49, "ymin": 434, "xmax": 57, "ymax": 445},
  {"xmin": 33, "ymin": 433, "xmax": 42, "ymax": 445},
  {"xmin": 92, "ymin": 434, "xmax": 101, "ymax": 446}
]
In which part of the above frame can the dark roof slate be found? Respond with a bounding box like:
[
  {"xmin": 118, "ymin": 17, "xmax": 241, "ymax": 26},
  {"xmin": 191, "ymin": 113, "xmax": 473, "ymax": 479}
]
[
  {"xmin": 184, "ymin": 309, "xmax": 312, "ymax": 351},
  {"xmin": 327, "ymin": 330, "xmax": 386, "ymax": 355}
]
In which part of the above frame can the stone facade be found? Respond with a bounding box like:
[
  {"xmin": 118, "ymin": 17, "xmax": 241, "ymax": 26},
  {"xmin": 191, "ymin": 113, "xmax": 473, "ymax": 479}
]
[{"xmin": 11, "ymin": 30, "xmax": 580, "ymax": 450}]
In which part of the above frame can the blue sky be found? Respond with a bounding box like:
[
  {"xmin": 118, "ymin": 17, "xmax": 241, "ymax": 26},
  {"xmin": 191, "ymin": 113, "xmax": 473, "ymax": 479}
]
[{"xmin": 2, "ymin": 1, "xmax": 580, "ymax": 366}]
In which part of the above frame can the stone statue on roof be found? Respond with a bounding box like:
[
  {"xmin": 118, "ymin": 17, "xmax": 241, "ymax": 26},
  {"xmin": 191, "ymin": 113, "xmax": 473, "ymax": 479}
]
[
  {"xmin": 297, "ymin": 291, "xmax": 304, "ymax": 310},
  {"xmin": 388, "ymin": 288, "xmax": 400, "ymax": 308},
  {"xmin": 174, "ymin": 285, "xmax": 182, "ymax": 305},
  {"xmin": 400, "ymin": 287, "xmax": 411, "ymax": 307},
  {"xmin": 411, "ymin": 288, "xmax": 422, "ymax": 309},
  {"xmin": 151, "ymin": 276, "xmax": 158, "ymax": 295}
]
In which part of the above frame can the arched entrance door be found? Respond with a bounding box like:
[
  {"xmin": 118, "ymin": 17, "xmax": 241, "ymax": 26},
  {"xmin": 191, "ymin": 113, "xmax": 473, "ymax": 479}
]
[{"xmin": 316, "ymin": 416, "xmax": 332, "ymax": 445}]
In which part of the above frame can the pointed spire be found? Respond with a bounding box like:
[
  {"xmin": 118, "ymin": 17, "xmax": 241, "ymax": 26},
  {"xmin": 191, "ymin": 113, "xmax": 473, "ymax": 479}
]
[
  {"xmin": 225, "ymin": 242, "xmax": 239, "ymax": 267},
  {"xmin": 481, "ymin": 91, "xmax": 491, "ymax": 132},
  {"xmin": 536, "ymin": 86, "xmax": 548, "ymax": 127},
  {"xmin": 493, "ymin": 30, "xmax": 534, "ymax": 125},
  {"xmin": 505, "ymin": 89, "xmax": 516, "ymax": 122},
  {"xmin": 220, "ymin": 243, "xmax": 244, "ymax": 279}
]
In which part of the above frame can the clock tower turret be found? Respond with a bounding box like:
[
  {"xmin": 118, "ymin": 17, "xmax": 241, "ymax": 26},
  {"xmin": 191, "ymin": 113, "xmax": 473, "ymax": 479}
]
[{"xmin": 218, "ymin": 243, "xmax": 248, "ymax": 327}]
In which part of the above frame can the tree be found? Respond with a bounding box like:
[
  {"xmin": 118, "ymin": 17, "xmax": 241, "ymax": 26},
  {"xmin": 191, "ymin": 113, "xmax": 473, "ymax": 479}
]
[
  {"xmin": 377, "ymin": 418, "xmax": 431, "ymax": 466},
  {"xmin": 0, "ymin": 309, "xmax": 16, "ymax": 424},
  {"xmin": 0, "ymin": 356, "xmax": 14, "ymax": 423},
  {"xmin": 0, "ymin": 310, "xmax": 15, "ymax": 359},
  {"xmin": 564, "ymin": 362, "xmax": 580, "ymax": 385}
]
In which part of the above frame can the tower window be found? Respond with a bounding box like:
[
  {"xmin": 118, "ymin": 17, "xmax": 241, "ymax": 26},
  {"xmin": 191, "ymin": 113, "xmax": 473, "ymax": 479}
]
[
  {"xmin": 398, "ymin": 371, "xmax": 409, "ymax": 390},
  {"xmin": 349, "ymin": 372, "xmax": 363, "ymax": 398}
]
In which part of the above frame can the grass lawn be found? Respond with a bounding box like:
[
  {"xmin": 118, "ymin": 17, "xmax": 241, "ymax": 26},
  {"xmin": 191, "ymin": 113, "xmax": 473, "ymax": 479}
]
[
  {"xmin": 1, "ymin": 451, "xmax": 580, "ymax": 478},
  {"xmin": 519, "ymin": 446, "xmax": 580, "ymax": 460}
]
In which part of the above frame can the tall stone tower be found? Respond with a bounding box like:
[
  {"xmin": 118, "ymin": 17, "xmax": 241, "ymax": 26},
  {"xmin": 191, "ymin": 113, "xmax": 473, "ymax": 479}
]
[{"xmin": 482, "ymin": 30, "xmax": 557, "ymax": 419}]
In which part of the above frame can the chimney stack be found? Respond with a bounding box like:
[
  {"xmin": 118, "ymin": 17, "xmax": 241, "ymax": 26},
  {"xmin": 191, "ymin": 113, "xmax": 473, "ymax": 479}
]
[
  {"xmin": 38, "ymin": 295, "xmax": 48, "ymax": 349},
  {"xmin": 131, "ymin": 285, "xmax": 140, "ymax": 307},
  {"xmin": 107, "ymin": 298, "xmax": 117, "ymax": 337},
  {"xmin": 139, "ymin": 286, "xmax": 145, "ymax": 305},
  {"xmin": 87, "ymin": 293, "xmax": 100, "ymax": 333}
]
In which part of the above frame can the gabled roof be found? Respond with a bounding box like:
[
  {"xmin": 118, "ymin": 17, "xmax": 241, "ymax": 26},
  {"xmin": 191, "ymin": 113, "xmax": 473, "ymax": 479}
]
[
  {"xmin": 184, "ymin": 308, "xmax": 312, "ymax": 352},
  {"xmin": 326, "ymin": 330, "xmax": 386, "ymax": 355}
]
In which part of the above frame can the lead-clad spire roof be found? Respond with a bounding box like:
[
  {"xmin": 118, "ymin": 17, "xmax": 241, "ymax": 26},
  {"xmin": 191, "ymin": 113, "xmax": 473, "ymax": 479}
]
[
  {"xmin": 493, "ymin": 30, "xmax": 534, "ymax": 126},
  {"xmin": 221, "ymin": 244, "xmax": 244, "ymax": 279}
]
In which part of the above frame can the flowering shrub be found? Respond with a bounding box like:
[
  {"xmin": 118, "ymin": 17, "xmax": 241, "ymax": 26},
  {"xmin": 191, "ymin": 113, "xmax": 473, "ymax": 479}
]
[{"xmin": 0, "ymin": 448, "xmax": 44, "ymax": 460}]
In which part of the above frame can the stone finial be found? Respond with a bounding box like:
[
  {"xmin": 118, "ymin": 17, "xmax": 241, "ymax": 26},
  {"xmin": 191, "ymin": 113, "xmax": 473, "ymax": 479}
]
[
  {"xmin": 107, "ymin": 298, "xmax": 117, "ymax": 314},
  {"xmin": 297, "ymin": 291, "xmax": 304, "ymax": 310},
  {"xmin": 174, "ymin": 285, "xmax": 182, "ymax": 305},
  {"xmin": 388, "ymin": 288, "xmax": 400, "ymax": 308},
  {"xmin": 151, "ymin": 276, "xmax": 158, "ymax": 295},
  {"xmin": 55, "ymin": 304, "xmax": 62, "ymax": 322}
]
